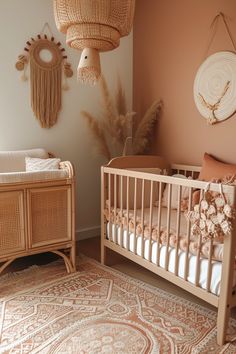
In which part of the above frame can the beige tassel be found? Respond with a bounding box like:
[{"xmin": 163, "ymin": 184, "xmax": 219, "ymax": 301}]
[
  {"xmin": 21, "ymin": 66, "xmax": 28, "ymax": 81},
  {"xmin": 62, "ymin": 76, "xmax": 69, "ymax": 90}
]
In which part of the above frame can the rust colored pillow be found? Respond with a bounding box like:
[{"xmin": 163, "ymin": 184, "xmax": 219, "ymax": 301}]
[{"xmin": 198, "ymin": 153, "xmax": 236, "ymax": 181}]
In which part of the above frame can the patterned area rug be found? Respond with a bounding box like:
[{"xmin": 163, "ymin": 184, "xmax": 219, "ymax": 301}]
[{"xmin": 1, "ymin": 257, "xmax": 236, "ymax": 353}]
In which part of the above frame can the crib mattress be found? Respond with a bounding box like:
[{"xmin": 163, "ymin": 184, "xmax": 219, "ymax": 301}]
[{"xmin": 106, "ymin": 223, "xmax": 236, "ymax": 296}]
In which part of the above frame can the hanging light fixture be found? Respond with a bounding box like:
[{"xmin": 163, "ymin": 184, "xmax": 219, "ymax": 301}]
[{"xmin": 53, "ymin": 0, "xmax": 135, "ymax": 85}]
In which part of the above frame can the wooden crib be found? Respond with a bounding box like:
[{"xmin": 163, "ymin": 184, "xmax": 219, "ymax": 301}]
[{"xmin": 101, "ymin": 155, "xmax": 236, "ymax": 346}]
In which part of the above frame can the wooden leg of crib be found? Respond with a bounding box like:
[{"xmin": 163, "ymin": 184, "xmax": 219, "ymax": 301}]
[
  {"xmin": 101, "ymin": 242, "xmax": 107, "ymax": 265},
  {"xmin": 216, "ymin": 207, "xmax": 236, "ymax": 346},
  {"xmin": 217, "ymin": 301, "xmax": 230, "ymax": 345}
]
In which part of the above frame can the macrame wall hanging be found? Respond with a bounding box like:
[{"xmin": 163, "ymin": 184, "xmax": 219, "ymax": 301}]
[
  {"xmin": 15, "ymin": 23, "xmax": 73, "ymax": 128},
  {"xmin": 53, "ymin": 0, "xmax": 135, "ymax": 85},
  {"xmin": 193, "ymin": 13, "xmax": 236, "ymax": 125}
]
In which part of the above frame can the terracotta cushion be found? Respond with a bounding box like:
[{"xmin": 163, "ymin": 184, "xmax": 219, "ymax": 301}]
[{"xmin": 198, "ymin": 153, "xmax": 236, "ymax": 181}]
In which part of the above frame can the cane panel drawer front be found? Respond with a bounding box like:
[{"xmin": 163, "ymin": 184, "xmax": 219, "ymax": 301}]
[
  {"xmin": 0, "ymin": 190, "xmax": 25, "ymax": 256},
  {"xmin": 28, "ymin": 186, "xmax": 72, "ymax": 248}
]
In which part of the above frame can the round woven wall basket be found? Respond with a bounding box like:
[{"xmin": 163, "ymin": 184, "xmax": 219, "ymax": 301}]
[{"xmin": 193, "ymin": 51, "xmax": 236, "ymax": 124}]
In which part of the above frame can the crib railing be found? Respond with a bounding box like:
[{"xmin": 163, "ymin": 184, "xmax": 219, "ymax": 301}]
[
  {"xmin": 101, "ymin": 165, "xmax": 236, "ymax": 303},
  {"xmin": 171, "ymin": 163, "xmax": 201, "ymax": 179}
]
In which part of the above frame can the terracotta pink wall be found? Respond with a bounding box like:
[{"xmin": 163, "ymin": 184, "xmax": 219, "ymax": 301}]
[{"xmin": 133, "ymin": 0, "xmax": 236, "ymax": 165}]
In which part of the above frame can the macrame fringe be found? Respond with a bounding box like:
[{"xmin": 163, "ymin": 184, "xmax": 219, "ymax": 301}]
[
  {"xmin": 30, "ymin": 59, "xmax": 61, "ymax": 128},
  {"xmin": 77, "ymin": 67, "xmax": 101, "ymax": 85}
]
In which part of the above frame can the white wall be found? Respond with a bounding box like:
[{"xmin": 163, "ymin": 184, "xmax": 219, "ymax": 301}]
[{"xmin": 0, "ymin": 0, "xmax": 133, "ymax": 239}]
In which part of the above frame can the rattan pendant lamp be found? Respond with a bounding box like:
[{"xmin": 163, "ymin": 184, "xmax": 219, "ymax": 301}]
[{"xmin": 53, "ymin": 0, "xmax": 135, "ymax": 85}]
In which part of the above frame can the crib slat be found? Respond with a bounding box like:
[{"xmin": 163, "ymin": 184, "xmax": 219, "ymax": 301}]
[
  {"xmin": 114, "ymin": 174, "xmax": 117, "ymax": 244},
  {"xmin": 165, "ymin": 183, "xmax": 172, "ymax": 270},
  {"xmin": 141, "ymin": 179, "xmax": 145, "ymax": 259},
  {"xmin": 108, "ymin": 173, "xmax": 112, "ymax": 241},
  {"xmin": 156, "ymin": 181, "xmax": 162, "ymax": 265},
  {"xmin": 195, "ymin": 189, "xmax": 204, "ymax": 286},
  {"xmin": 126, "ymin": 176, "xmax": 130, "ymax": 251},
  {"xmin": 195, "ymin": 234, "xmax": 202, "ymax": 287},
  {"xmin": 120, "ymin": 175, "xmax": 124, "ymax": 248},
  {"xmin": 206, "ymin": 238, "xmax": 213, "ymax": 292},
  {"xmin": 133, "ymin": 178, "xmax": 137, "ymax": 255},
  {"xmin": 174, "ymin": 185, "xmax": 182, "ymax": 276},
  {"xmin": 148, "ymin": 181, "xmax": 154, "ymax": 262},
  {"xmin": 101, "ymin": 169, "xmax": 106, "ymax": 265},
  {"xmin": 184, "ymin": 187, "xmax": 193, "ymax": 280}
]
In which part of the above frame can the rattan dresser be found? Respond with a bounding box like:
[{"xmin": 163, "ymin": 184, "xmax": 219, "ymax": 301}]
[{"xmin": 0, "ymin": 159, "xmax": 76, "ymax": 275}]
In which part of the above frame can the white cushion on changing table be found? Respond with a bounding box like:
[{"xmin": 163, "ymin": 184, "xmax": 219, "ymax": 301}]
[
  {"xmin": 25, "ymin": 157, "xmax": 61, "ymax": 171},
  {"xmin": 0, "ymin": 169, "xmax": 68, "ymax": 184},
  {"xmin": 0, "ymin": 148, "xmax": 48, "ymax": 173}
]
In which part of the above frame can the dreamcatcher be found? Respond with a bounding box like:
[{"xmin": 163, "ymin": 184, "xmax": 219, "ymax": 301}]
[{"xmin": 15, "ymin": 23, "xmax": 73, "ymax": 128}]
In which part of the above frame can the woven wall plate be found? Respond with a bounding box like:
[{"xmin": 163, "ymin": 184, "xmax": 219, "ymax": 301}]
[{"xmin": 193, "ymin": 51, "xmax": 236, "ymax": 124}]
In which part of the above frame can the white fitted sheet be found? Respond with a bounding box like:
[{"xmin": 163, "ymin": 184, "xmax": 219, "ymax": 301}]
[{"xmin": 107, "ymin": 223, "xmax": 236, "ymax": 296}]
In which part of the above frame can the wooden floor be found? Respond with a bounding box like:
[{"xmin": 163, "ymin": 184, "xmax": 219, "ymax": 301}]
[{"xmin": 2, "ymin": 236, "xmax": 236, "ymax": 317}]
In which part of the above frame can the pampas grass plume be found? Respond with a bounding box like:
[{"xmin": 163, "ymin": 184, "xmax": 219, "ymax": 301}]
[
  {"xmin": 81, "ymin": 110, "xmax": 111, "ymax": 161},
  {"xmin": 133, "ymin": 100, "xmax": 162, "ymax": 154},
  {"xmin": 81, "ymin": 75, "xmax": 162, "ymax": 160}
]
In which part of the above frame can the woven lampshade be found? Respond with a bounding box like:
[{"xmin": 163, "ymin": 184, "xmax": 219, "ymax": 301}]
[{"xmin": 53, "ymin": 0, "xmax": 135, "ymax": 84}]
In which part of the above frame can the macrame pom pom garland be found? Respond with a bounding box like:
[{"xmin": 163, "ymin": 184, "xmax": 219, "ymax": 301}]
[
  {"xmin": 63, "ymin": 62, "xmax": 73, "ymax": 78},
  {"xmin": 186, "ymin": 184, "xmax": 235, "ymax": 242},
  {"xmin": 15, "ymin": 55, "xmax": 28, "ymax": 71}
]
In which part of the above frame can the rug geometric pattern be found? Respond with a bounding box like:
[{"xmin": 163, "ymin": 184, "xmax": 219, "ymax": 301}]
[{"xmin": 0, "ymin": 257, "xmax": 236, "ymax": 353}]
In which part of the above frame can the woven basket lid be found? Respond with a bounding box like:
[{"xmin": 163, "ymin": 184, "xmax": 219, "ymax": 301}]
[
  {"xmin": 54, "ymin": 0, "xmax": 135, "ymax": 51},
  {"xmin": 53, "ymin": 0, "xmax": 135, "ymax": 84},
  {"xmin": 193, "ymin": 51, "xmax": 236, "ymax": 123}
]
